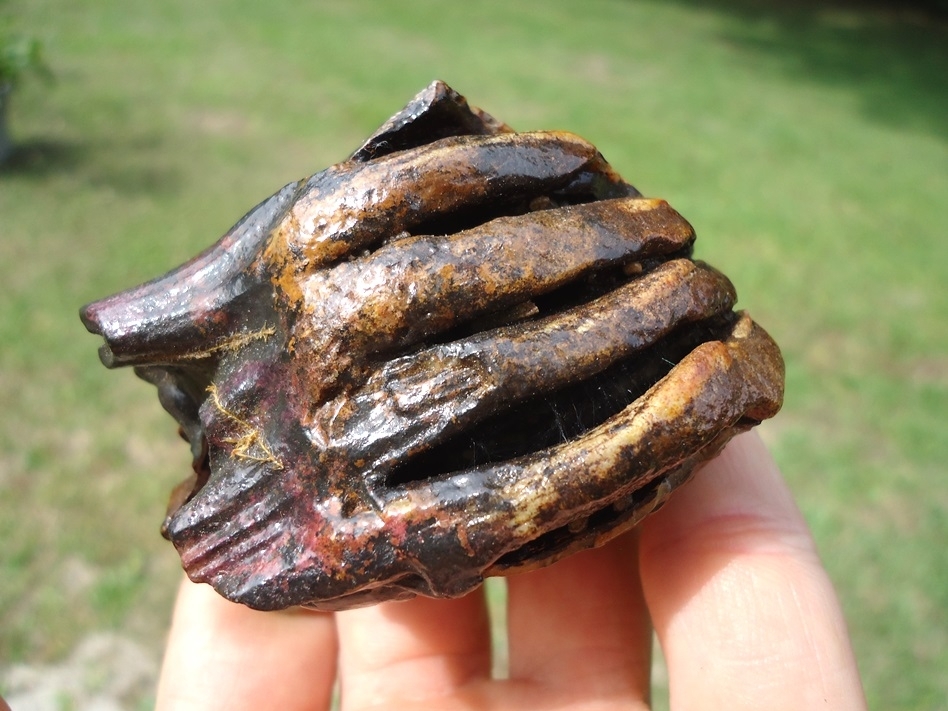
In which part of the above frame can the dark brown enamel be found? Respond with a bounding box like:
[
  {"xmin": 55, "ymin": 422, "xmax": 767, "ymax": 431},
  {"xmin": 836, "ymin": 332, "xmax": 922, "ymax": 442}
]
[{"xmin": 80, "ymin": 81, "xmax": 784, "ymax": 611}]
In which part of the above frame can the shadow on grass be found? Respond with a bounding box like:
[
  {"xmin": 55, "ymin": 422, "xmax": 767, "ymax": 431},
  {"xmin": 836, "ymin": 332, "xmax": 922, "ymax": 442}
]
[
  {"xmin": 0, "ymin": 137, "xmax": 181, "ymax": 196},
  {"xmin": 0, "ymin": 139, "xmax": 85, "ymax": 176},
  {"xmin": 665, "ymin": 0, "xmax": 948, "ymax": 141}
]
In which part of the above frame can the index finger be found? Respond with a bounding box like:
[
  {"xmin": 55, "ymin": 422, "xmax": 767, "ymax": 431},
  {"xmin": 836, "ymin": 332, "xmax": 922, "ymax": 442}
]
[{"xmin": 639, "ymin": 432, "xmax": 867, "ymax": 710}]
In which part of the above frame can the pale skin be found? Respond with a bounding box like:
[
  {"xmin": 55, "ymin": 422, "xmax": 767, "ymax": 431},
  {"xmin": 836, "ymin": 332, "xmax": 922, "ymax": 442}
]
[{"xmin": 150, "ymin": 432, "xmax": 867, "ymax": 710}]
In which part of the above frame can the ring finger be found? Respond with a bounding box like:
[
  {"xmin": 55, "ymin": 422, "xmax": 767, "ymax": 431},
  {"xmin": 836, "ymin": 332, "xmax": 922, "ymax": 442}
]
[{"xmin": 506, "ymin": 530, "xmax": 653, "ymax": 707}]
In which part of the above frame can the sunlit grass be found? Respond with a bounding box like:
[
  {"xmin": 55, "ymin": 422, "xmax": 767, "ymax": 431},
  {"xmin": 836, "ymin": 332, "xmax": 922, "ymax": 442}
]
[{"xmin": 1, "ymin": 0, "xmax": 946, "ymax": 707}]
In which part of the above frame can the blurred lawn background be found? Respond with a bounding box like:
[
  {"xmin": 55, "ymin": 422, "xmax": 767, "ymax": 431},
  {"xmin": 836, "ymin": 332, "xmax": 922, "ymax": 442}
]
[{"xmin": 1, "ymin": 0, "xmax": 946, "ymax": 708}]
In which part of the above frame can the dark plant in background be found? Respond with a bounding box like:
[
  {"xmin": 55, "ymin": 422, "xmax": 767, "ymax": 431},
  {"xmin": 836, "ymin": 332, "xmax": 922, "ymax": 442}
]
[
  {"xmin": 0, "ymin": 14, "xmax": 52, "ymax": 165},
  {"xmin": 0, "ymin": 34, "xmax": 49, "ymax": 86}
]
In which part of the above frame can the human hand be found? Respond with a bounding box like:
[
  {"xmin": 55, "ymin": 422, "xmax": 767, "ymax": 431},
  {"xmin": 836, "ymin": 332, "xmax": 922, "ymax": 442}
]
[{"xmin": 155, "ymin": 431, "xmax": 867, "ymax": 710}]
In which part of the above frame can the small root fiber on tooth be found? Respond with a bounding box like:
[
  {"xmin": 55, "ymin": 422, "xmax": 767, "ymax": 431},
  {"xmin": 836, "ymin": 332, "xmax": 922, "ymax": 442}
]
[
  {"xmin": 179, "ymin": 326, "xmax": 277, "ymax": 361},
  {"xmin": 207, "ymin": 384, "xmax": 283, "ymax": 469}
]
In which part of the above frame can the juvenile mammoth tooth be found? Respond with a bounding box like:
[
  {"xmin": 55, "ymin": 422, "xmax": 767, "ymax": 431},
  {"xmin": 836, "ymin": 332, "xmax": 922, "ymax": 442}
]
[{"xmin": 80, "ymin": 80, "xmax": 784, "ymax": 611}]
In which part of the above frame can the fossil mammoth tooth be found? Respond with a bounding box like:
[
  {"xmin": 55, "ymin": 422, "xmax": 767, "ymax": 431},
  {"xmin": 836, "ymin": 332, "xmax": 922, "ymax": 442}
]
[{"xmin": 80, "ymin": 81, "xmax": 784, "ymax": 611}]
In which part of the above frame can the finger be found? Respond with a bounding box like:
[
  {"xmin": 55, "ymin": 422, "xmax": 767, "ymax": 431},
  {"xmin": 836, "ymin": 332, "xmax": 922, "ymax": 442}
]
[
  {"xmin": 335, "ymin": 587, "xmax": 491, "ymax": 709},
  {"xmin": 156, "ymin": 576, "xmax": 338, "ymax": 711},
  {"xmin": 506, "ymin": 531, "xmax": 652, "ymax": 706},
  {"xmin": 351, "ymin": 79, "xmax": 512, "ymax": 163},
  {"xmin": 639, "ymin": 432, "xmax": 867, "ymax": 710},
  {"xmin": 79, "ymin": 179, "xmax": 296, "ymax": 368}
]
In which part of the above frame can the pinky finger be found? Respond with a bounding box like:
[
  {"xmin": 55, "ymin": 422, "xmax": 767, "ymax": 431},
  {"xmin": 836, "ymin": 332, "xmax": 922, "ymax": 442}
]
[{"xmin": 156, "ymin": 576, "xmax": 338, "ymax": 711}]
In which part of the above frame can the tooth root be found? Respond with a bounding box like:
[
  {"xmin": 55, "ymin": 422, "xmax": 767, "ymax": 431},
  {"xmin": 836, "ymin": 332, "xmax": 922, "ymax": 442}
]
[
  {"xmin": 79, "ymin": 180, "xmax": 297, "ymax": 367},
  {"xmin": 351, "ymin": 79, "xmax": 513, "ymax": 163}
]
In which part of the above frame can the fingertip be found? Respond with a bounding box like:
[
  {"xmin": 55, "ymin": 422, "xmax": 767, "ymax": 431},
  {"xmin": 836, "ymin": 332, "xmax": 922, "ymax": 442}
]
[
  {"xmin": 335, "ymin": 587, "xmax": 492, "ymax": 707},
  {"xmin": 640, "ymin": 431, "xmax": 822, "ymax": 620},
  {"xmin": 506, "ymin": 531, "xmax": 652, "ymax": 700},
  {"xmin": 639, "ymin": 432, "xmax": 867, "ymax": 711},
  {"xmin": 156, "ymin": 576, "xmax": 337, "ymax": 711},
  {"xmin": 644, "ymin": 431, "xmax": 810, "ymax": 557}
]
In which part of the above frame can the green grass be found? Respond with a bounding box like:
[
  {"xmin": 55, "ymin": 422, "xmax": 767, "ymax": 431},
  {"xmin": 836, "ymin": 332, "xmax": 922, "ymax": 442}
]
[{"xmin": 1, "ymin": 0, "xmax": 946, "ymax": 708}]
